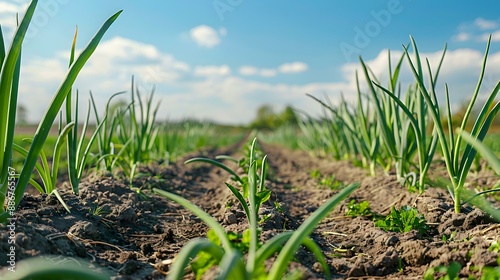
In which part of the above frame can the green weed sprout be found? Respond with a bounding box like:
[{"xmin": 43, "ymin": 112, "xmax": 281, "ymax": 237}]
[
  {"xmin": 155, "ymin": 138, "xmax": 360, "ymax": 279},
  {"xmin": 375, "ymin": 206, "xmax": 430, "ymax": 235},
  {"xmin": 401, "ymin": 36, "xmax": 500, "ymax": 213},
  {"xmin": 345, "ymin": 200, "xmax": 373, "ymax": 218},
  {"xmin": 423, "ymin": 261, "xmax": 461, "ymax": 280},
  {"xmin": 0, "ymin": 0, "xmax": 121, "ymax": 223}
]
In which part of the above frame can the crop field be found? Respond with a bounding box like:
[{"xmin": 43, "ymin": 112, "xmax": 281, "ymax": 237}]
[{"xmin": 1, "ymin": 1, "xmax": 500, "ymax": 280}]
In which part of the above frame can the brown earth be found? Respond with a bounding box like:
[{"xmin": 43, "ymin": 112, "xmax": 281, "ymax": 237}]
[{"xmin": 0, "ymin": 140, "xmax": 499, "ymax": 279}]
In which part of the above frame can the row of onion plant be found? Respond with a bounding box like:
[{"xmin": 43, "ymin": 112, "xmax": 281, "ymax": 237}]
[
  {"xmin": 266, "ymin": 36, "xmax": 499, "ymax": 214},
  {"xmin": 0, "ymin": 0, "xmax": 121, "ymax": 223}
]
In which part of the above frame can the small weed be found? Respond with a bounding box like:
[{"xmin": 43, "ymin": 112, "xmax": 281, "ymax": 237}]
[
  {"xmin": 481, "ymin": 266, "xmax": 500, "ymax": 280},
  {"xmin": 466, "ymin": 250, "xmax": 474, "ymax": 261},
  {"xmin": 489, "ymin": 241, "xmax": 500, "ymax": 253},
  {"xmin": 310, "ymin": 169, "xmax": 321, "ymax": 179},
  {"xmin": 321, "ymin": 175, "xmax": 344, "ymax": 190},
  {"xmin": 345, "ymin": 200, "xmax": 373, "ymax": 218},
  {"xmin": 423, "ymin": 261, "xmax": 461, "ymax": 280},
  {"xmin": 441, "ymin": 231, "xmax": 457, "ymax": 242},
  {"xmin": 374, "ymin": 206, "xmax": 430, "ymax": 235},
  {"xmin": 468, "ymin": 244, "xmax": 500, "ymax": 279},
  {"xmin": 310, "ymin": 169, "xmax": 344, "ymax": 190},
  {"xmin": 90, "ymin": 205, "xmax": 109, "ymax": 216},
  {"xmin": 398, "ymin": 258, "xmax": 404, "ymax": 273},
  {"xmin": 88, "ymin": 205, "xmax": 112, "ymax": 227},
  {"xmin": 273, "ymin": 201, "xmax": 284, "ymax": 213},
  {"xmin": 259, "ymin": 213, "xmax": 272, "ymax": 224},
  {"xmin": 328, "ymin": 252, "xmax": 343, "ymax": 259}
]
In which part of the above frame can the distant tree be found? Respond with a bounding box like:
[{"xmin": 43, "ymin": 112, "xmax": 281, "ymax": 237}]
[
  {"xmin": 250, "ymin": 104, "xmax": 276, "ymax": 129},
  {"xmin": 249, "ymin": 104, "xmax": 298, "ymax": 129},
  {"xmin": 16, "ymin": 104, "xmax": 28, "ymax": 125},
  {"xmin": 278, "ymin": 105, "xmax": 298, "ymax": 126}
]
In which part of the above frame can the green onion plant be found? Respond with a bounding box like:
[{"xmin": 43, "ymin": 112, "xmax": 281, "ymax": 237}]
[
  {"xmin": 0, "ymin": 0, "xmax": 121, "ymax": 223},
  {"xmin": 360, "ymin": 52, "xmax": 414, "ymax": 179},
  {"xmin": 458, "ymin": 130, "xmax": 500, "ymax": 221},
  {"xmin": 12, "ymin": 121, "xmax": 74, "ymax": 212},
  {"xmin": 116, "ymin": 77, "xmax": 160, "ymax": 182},
  {"xmin": 369, "ymin": 50, "xmax": 441, "ymax": 192},
  {"xmin": 154, "ymin": 138, "xmax": 360, "ymax": 279},
  {"xmin": 460, "ymin": 130, "xmax": 500, "ymax": 175},
  {"xmin": 184, "ymin": 138, "xmax": 269, "ymax": 217},
  {"xmin": 296, "ymin": 114, "xmax": 338, "ymax": 158},
  {"xmin": 155, "ymin": 121, "xmax": 239, "ymax": 164},
  {"xmin": 402, "ymin": 36, "xmax": 500, "ymax": 212},
  {"xmin": 306, "ymin": 92, "xmax": 382, "ymax": 174},
  {"xmin": 65, "ymin": 28, "xmax": 108, "ymax": 195},
  {"xmin": 155, "ymin": 122, "xmax": 181, "ymax": 164},
  {"xmin": 66, "ymin": 90, "xmax": 106, "ymax": 195},
  {"xmin": 91, "ymin": 91, "xmax": 127, "ymax": 173}
]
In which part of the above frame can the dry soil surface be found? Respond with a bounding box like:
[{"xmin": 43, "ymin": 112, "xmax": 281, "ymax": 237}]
[{"xmin": 1, "ymin": 141, "xmax": 499, "ymax": 279}]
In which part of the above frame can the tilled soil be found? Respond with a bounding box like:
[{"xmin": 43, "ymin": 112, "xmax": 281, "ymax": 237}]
[{"xmin": 0, "ymin": 141, "xmax": 499, "ymax": 279}]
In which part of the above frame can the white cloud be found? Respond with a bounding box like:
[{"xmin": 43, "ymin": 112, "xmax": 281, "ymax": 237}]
[
  {"xmin": 279, "ymin": 61, "xmax": 308, "ymax": 73},
  {"xmin": 488, "ymin": 30, "xmax": 500, "ymax": 42},
  {"xmin": 474, "ymin": 18, "xmax": 497, "ymax": 30},
  {"xmin": 17, "ymin": 36, "xmax": 191, "ymax": 123},
  {"xmin": 0, "ymin": 1, "xmax": 28, "ymax": 37},
  {"xmin": 93, "ymin": 36, "xmax": 160, "ymax": 60},
  {"xmin": 189, "ymin": 25, "xmax": 225, "ymax": 48},
  {"xmin": 194, "ymin": 65, "xmax": 231, "ymax": 77},
  {"xmin": 0, "ymin": 2, "xmax": 20, "ymax": 13},
  {"xmin": 239, "ymin": 66, "xmax": 277, "ymax": 77},
  {"xmin": 453, "ymin": 32, "xmax": 471, "ymax": 42},
  {"xmin": 14, "ymin": 36, "xmax": 500, "ymax": 125},
  {"xmin": 219, "ymin": 27, "xmax": 227, "ymax": 36},
  {"xmin": 238, "ymin": 62, "xmax": 308, "ymax": 78},
  {"xmin": 239, "ymin": 66, "xmax": 258, "ymax": 76},
  {"xmin": 77, "ymin": 36, "xmax": 190, "ymax": 85},
  {"xmin": 340, "ymin": 47, "xmax": 500, "ymax": 106},
  {"xmin": 260, "ymin": 69, "xmax": 277, "ymax": 77},
  {"xmin": 454, "ymin": 18, "xmax": 500, "ymax": 42}
]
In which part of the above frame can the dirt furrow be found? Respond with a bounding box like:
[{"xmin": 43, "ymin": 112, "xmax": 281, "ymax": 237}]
[
  {"xmin": 0, "ymin": 140, "xmax": 499, "ymax": 279},
  {"xmin": 260, "ymin": 143, "xmax": 500, "ymax": 279}
]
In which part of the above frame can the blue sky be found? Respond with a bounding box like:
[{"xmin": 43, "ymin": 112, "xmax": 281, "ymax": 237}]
[{"xmin": 1, "ymin": 0, "xmax": 500, "ymax": 124}]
